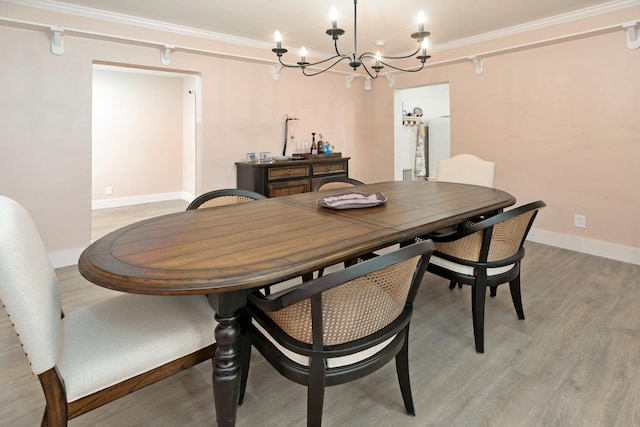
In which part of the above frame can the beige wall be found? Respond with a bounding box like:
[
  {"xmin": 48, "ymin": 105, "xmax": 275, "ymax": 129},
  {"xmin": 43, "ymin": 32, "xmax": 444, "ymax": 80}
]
[
  {"xmin": 370, "ymin": 6, "xmax": 640, "ymax": 263},
  {"xmin": 92, "ymin": 69, "xmax": 184, "ymax": 203},
  {"xmin": 1, "ymin": 3, "xmax": 639, "ymax": 266},
  {"xmin": 383, "ymin": 29, "xmax": 640, "ymax": 247}
]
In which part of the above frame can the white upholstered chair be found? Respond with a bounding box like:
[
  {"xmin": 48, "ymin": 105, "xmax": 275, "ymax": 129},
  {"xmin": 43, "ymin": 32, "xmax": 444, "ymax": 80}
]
[
  {"xmin": 0, "ymin": 195, "xmax": 216, "ymax": 426},
  {"xmin": 435, "ymin": 154, "xmax": 495, "ymax": 188}
]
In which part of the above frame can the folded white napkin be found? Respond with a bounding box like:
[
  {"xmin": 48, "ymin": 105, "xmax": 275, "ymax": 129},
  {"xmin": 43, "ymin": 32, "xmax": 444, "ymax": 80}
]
[{"xmin": 322, "ymin": 193, "xmax": 379, "ymax": 207}]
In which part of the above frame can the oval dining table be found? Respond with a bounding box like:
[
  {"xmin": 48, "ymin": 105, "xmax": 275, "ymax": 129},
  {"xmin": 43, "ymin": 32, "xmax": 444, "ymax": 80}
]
[{"xmin": 78, "ymin": 180, "xmax": 515, "ymax": 426}]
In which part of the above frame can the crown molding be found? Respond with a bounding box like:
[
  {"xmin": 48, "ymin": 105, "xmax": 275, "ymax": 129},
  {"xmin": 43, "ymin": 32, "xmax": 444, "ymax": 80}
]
[
  {"xmin": 430, "ymin": 0, "xmax": 640, "ymax": 53},
  {"xmin": 2, "ymin": 0, "xmax": 273, "ymax": 50},
  {"xmin": 4, "ymin": 0, "xmax": 639, "ymax": 58}
]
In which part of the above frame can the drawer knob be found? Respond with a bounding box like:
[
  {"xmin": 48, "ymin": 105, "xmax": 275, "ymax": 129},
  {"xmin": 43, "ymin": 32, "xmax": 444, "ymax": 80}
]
[
  {"xmin": 286, "ymin": 169, "xmax": 292, "ymax": 175},
  {"xmin": 328, "ymin": 166, "xmax": 333, "ymax": 171}
]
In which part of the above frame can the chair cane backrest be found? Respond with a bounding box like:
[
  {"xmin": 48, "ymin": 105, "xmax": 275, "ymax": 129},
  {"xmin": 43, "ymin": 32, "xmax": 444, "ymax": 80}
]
[
  {"xmin": 436, "ymin": 154, "xmax": 495, "ymax": 188},
  {"xmin": 0, "ymin": 196, "xmax": 61, "ymax": 375},
  {"xmin": 267, "ymin": 256, "xmax": 421, "ymax": 346},
  {"xmin": 186, "ymin": 188, "xmax": 266, "ymax": 210},
  {"xmin": 486, "ymin": 211, "xmax": 538, "ymax": 260},
  {"xmin": 253, "ymin": 241, "xmax": 434, "ymax": 348},
  {"xmin": 435, "ymin": 201, "xmax": 545, "ymax": 263},
  {"xmin": 313, "ymin": 177, "xmax": 365, "ymax": 192}
]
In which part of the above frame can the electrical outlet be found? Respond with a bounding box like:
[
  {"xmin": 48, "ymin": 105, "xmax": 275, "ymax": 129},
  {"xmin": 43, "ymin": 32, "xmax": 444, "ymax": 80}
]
[
  {"xmin": 574, "ymin": 214, "xmax": 586, "ymax": 228},
  {"xmin": 105, "ymin": 186, "xmax": 113, "ymax": 195}
]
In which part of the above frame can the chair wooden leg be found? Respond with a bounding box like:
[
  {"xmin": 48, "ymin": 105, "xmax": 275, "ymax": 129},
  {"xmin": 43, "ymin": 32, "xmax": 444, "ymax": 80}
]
[
  {"xmin": 38, "ymin": 369, "xmax": 68, "ymax": 427},
  {"xmin": 395, "ymin": 331, "xmax": 415, "ymax": 416},
  {"xmin": 509, "ymin": 275, "xmax": 525, "ymax": 319},
  {"xmin": 489, "ymin": 286, "xmax": 497, "ymax": 297},
  {"xmin": 449, "ymin": 281, "xmax": 457, "ymax": 289},
  {"xmin": 307, "ymin": 357, "xmax": 326, "ymax": 427},
  {"xmin": 471, "ymin": 284, "xmax": 487, "ymax": 353}
]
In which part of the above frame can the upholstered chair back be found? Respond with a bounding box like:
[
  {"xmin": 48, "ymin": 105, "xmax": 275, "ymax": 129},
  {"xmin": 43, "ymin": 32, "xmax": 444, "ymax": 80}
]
[
  {"xmin": 0, "ymin": 195, "xmax": 61, "ymax": 375},
  {"xmin": 436, "ymin": 154, "xmax": 495, "ymax": 188}
]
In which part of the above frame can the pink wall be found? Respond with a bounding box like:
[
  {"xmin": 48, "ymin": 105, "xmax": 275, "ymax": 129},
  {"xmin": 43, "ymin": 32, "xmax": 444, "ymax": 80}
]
[
  {"xmin": 1, "ymin": 3, "xmax": 639, "ymax": 265},
  {"xmin": 92, "ymin": 69, "xmax": 184, "ymax": 202},
  {"xmin": 370, "ymin": 7, "xmax": 640, "ymax": 261}
]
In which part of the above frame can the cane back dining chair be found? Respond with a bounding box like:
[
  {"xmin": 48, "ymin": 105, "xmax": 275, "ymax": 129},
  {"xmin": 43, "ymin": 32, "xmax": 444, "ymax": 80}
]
[
  {"xmin": 311, "ymin": 177, "xmax": 373, "ymax": 279},
  {"xmin": 0, "ymin": 196, "xmax": 216, "ymax": 426},
  {"xmin": 239, "ymin": 241, "xmax": 435, "ymax": 427},
  {"xmin": 312, "ymin": 176, "xmax": 365, "ymax": 192},
  {"xmin": 186, "ymin": 188, "xmax": 266, "ymax": 210},
  {"xmin": 426, "ymin": 200, "xmax": 546, "ymax": 353},
  {"xmin": 187, "ymin": 188, "xmax": 272, "ymax": 293}
]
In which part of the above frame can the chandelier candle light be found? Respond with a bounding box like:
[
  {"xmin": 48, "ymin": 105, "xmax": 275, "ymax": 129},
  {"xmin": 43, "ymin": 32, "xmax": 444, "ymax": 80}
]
[{"xmin": 272, "ymin": 0, "xmax": 431, "ymax": 78}]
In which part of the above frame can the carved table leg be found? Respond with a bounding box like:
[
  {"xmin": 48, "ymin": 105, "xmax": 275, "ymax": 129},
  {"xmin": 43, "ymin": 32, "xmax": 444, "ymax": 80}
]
[{"xmin": 208, "ymin": 291, "xmax": 247, "ymax": 427}]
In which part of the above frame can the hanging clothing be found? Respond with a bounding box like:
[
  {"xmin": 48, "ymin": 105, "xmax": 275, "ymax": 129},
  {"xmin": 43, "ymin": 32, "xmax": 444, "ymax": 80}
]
[{"xmin": 414, "ymin": 122, "xmax": 426, "ymax": 178}]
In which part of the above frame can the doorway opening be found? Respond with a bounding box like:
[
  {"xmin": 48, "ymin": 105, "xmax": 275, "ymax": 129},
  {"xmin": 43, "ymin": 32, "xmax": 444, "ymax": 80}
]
[
  {"xmin": 90, "ymin": 63, "xmax": 201, "ymax": 239},
  {"xmin": 393, "ymin": 83, "xmax": 450, "ymax": 181}
]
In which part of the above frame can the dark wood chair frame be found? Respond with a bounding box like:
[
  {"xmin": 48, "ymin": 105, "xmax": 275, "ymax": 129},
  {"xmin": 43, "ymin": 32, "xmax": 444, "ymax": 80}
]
[
  {"xmin": 39, "ymin": 345, "xmax": 214, "ymax": 426},
  {"xmin": 426, "ymin": 200, "xmax": 546, "ymax": 353},
  {"xmin": 186, "ymin": 188, "xmax": 266, "ymax": 210},
  {"xmin": 238, "ymin": 241, "xmax": 435, "ymax": 427}
]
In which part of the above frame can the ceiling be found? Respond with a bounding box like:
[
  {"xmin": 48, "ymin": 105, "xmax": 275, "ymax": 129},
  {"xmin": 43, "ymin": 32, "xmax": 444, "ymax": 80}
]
[{"xmin": 53, "ymin": 0, "xmax": 616, "ymax": 56}]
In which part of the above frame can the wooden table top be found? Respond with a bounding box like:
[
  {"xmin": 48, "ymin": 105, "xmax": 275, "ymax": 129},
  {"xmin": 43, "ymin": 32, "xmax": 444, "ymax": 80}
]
[{"xmin": 78, "ymin": 181, "xmax": 515, "ymax": 296}]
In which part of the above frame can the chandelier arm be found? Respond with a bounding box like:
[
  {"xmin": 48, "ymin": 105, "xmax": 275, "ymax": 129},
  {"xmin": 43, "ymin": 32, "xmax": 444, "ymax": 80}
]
[
  {"xmin": 279, "ymin": 53, "xmax": 349, "ymax": 69},
  {"xmin": 278, "ymin": 56, "xmax": 308, "ymax": 69},
  {"xmin": 304, "ymin": 54, "xmax": 351, "ymax": 68},
  {"xmin": 358, "ymin": 45, "xmax": 423, "ymax": 64},
  {"xmin": 378, "ymin": 60, "xmax": 426, "ymax": 73},
  {"xmin": 360, "ymin": 62, "xmax": 379, "ymax": 80},
  {"xmin": 301, "ymin": 57, "xmax": 354, "ymax": 76},
  {"xmin": 380, "ymin": 46, "xmax": 423, "ymax": 60},
  {"xmin": 333, "ymin": 39, "xmax": 348, "ymax": 58}
]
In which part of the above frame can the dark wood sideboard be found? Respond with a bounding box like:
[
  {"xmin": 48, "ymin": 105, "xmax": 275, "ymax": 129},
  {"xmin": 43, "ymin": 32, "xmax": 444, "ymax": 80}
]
[{"xmin": 236, "ymin": 155, "xmax": 350, "ymax": 197}]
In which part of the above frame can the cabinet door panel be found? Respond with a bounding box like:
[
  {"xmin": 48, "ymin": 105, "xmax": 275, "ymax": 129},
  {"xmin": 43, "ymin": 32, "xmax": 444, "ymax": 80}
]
[{"xmin": 268, "ymin": 179, "xmax": 311, "ymax": 197}]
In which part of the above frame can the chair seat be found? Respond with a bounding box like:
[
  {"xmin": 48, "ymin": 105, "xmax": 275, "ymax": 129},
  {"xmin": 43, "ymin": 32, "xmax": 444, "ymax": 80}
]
[
  {"xmin": 58, "ymin": 294, "xmax": 216, "ymax": 402},
  {"xmin": 252, "ymin": 320, "xmax": 395, "ymax": 368},
  {"xmin": 429, "ymin": 255, "xmax": 515, "ymax": 276}
]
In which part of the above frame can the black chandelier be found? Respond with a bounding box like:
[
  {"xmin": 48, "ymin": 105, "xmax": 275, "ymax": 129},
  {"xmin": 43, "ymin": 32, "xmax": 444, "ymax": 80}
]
[{"xmin": 272, "ymin": 0, "xmax": 431, "ymax": 79}]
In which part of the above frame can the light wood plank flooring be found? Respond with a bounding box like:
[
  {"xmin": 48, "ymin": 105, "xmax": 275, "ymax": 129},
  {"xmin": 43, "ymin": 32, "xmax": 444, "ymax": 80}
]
[{"xmin": 1, "ymin": 201, "xmax": 639, "ymax": 426}]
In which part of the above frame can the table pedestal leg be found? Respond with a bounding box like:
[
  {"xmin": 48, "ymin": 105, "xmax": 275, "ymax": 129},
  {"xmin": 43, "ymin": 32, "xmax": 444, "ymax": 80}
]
[{"xmin": 208, "ymin": 292, "xmax": 247, "ymax": 427}]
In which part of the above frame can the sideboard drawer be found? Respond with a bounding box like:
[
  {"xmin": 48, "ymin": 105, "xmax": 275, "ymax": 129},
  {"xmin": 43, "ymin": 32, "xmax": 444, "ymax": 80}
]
[
  {"xmin": 236, "ymin": 156, "xmax": 350, "ymax": 197},
  {"xmin": 313, "ymin": 161, "xmax": 347, "ymax": 176},
  {"xmin": 268, "ymin": 179, "xmax": 311, "ymax": 197},
  {"xmin": 268, "ymin": 165, "xmax": 310, "ymax": 180}
]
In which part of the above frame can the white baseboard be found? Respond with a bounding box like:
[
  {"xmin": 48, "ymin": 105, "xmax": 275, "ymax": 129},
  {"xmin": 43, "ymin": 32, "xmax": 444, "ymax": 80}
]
[
  {"xmin": 528, "ymin": 228, "xmax": 640, "ymax": 266},
  {"xmin": 50, "ymin": 192, "xmax": 195, "ymax": 268},
  {"xmin": 50, "ymin": 247, "xmax": 85, "ymax": 269},
  {"xmin": 91, "ymin": 191, "xmax": 193, "ymax": 210}
]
